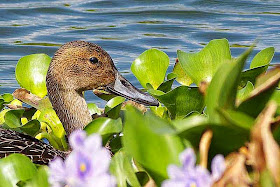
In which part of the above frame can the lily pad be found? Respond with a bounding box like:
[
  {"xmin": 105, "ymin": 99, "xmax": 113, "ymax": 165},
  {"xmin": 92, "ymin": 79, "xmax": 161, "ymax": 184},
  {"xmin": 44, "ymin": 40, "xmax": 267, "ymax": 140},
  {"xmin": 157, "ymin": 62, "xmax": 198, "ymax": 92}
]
[
  {"xmin": 122, "ymin": 106, "xmax": 184, "ymax": 185},
  {"xmin": 177, "ymin": 39, "xmax": 231, "ymax": 85},
  {"xmin": 15, "ymin": 54, "xmax": 51, "ymax": 98},
  {"xmin": 131, "ymin": 49, "xmax": 169, "ymax": 89}
]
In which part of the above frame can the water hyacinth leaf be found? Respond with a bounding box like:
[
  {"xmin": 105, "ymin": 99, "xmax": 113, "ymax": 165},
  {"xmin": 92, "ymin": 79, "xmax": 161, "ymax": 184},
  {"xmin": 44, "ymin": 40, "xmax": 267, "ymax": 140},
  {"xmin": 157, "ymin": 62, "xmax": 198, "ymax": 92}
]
[
  {"xmin": 250, "ymin": 47, "xmax": 275, "ymax": 69},
  {"xmin": 15, "ymin": 54, "xmax": 51, "ymax": 98},
  {"xmin": 0, "ymin": 154, "xmax": 37, "ymax": 187},
  {"xmin": 172, "ymin": 60, "xmax": 192, "ymax": 86},
  {"xmin": 25, "ymin": 166, "xmax": 49, "ymax": 187},
  {"xmin": 20, "ymin": 119, "xmax": 40, "ymax": 136},
  {"xmin": 237, "ymin": 81, "xmax": 254, "ymax": 104},
  {"xmin": 105, "ymin": 96, "xmax": 126, "ymax": 119},
  {"xmin": 87, "ymin": 103, "xmax": 101, "ymax": 115},
  {"xmin": 4, "ymin": 109, "xmax": 25, "ymax": 128},
  {"xmin": 0, "ymin": 99, "xmax": 4, "ymax": 111},
  {"xmin": 122, "ymin": 106, "xmax": 184, "ymax": 185},
  {"xmin": 84, "ymin": 117, "xmax": 122, "ymax": 144},
  {"xmin": 177, "ymin": 39, "xmax": 231, "ymax": 85},
  {"xmin": 157, "ymin": 77, "xmax": 175, "ymax": 93},
  {"xmin": 240, "ymin": 65, "xmax": 267, "ymax": 86},
  {"xmin": 131, "ymin": 49, "xmax": 169, "ymax": 89},
  {"xmin": 110, "ymin": 149, "xmax": 142, "ymax": 187},
  {"xmin": 217, "ymin": 109, "xmax": 255, "ymax": 130},
  {"xmin": 110, "ymin": 135, "xmax": 122, "ymax": 154},
  {"xmin": 151, "ymin": 86, "xmax": 204, "ymax": 119},
  {"xmin": 238, "ymin": 67, "xmax": 280, "ymax": 117},
  {"xmin": 0, "ymin": 93, "xmax": 14, "ymax": 103},
  {"xmin": 206, "ymin": 48, "xmax": 252, "ymax": 124}
]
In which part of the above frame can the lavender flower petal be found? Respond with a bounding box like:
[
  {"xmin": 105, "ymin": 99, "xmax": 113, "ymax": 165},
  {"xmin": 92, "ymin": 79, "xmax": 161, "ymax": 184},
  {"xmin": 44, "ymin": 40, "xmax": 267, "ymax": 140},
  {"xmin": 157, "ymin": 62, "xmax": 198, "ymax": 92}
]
[
  {"xmin": 161, "ymin": 180, "xmax": 186, "ymax": 187},
  {"xmin": 167, "ymin": 164, "xmax": 186, "ymax": 179},
  {"xmin": 49, "ymin": 157, "xmax": 66, "ymax": 187},
  {"xmin": 69, "ymin": 130, "xmax": 87, "ymax": 150},
  {"xmin": 211, "ymin": 154, "xmax": 226, "ymax": 181},
  {"xmin": 179, "ymin": 148, "xmax": 196, "ymax": 171},
  {"xmin": 86, "ymin": 175, "xmax": 116, "ymax": 187},
  {"xmin": 84, "ymin": 133, "xmax": 103, "ymax": 152}
]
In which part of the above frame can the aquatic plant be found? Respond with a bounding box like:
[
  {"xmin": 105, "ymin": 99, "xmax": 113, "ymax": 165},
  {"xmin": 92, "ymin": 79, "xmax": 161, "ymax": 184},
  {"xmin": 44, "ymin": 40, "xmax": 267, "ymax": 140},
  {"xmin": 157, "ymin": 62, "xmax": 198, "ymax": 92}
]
[{"xmin": 0, "ymin": 38, "xmax": 279, "ymax": 186}]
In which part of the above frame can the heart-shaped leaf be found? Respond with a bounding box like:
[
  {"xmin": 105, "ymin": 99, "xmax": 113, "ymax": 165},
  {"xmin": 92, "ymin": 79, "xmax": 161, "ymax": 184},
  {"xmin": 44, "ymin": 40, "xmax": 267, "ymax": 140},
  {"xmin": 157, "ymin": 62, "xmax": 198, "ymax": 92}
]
[
  {"xmin": 131, "ymin": 49, "xmax": 169, "ymax": 89},
  {"xmin": 177, "ymin": 39, "xmax": 231, "ymax": 85},
  {"xmin": 250, "ymin": 47, "xmax": 275, "ymax": 69},
  {"xmin": 15, "ymin": 54, "xmax": 51, "ymax": 98},
  {"xmin": 172, "ymin": 60, "xmax": 192, "ymax": 86}
]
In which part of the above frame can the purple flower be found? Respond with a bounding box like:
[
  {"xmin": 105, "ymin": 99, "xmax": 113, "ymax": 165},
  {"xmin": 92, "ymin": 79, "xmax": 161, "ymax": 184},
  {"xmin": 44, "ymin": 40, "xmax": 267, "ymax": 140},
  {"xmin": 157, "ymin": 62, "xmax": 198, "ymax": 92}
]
[
  {"xmin": 162, "ymin": 148, "xmax": 225, "ymax": 187},
  {"xmin": 49, "ymin": 130, "xmax": 116, "ymax": 187}
]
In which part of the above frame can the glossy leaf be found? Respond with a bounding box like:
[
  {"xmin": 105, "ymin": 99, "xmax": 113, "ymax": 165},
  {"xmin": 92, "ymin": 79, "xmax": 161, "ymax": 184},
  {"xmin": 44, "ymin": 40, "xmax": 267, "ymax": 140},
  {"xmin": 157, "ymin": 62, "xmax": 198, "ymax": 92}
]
[
  {"xmin": 206, "ymin": 48, "xmax": 252, "ymax": 124},
  {"xmin": 177, "ymin": 39, "xmax": 231, "ymax": 85},
  {"xmin": 4, "ymin": 109, "xmax": 25, "ymax": 128},
  {"xmin": 150, "ymin": 86, "xmax": 204, "ymax": 119},
  {"xmin": 122, "ymin": 106, "xmax": 184, "ymax": 185},
  {"xmin": 105, "ymin": 96, "xmax": 126, "ymax": 119},
  {"xmin": 84, "ymin": 117, "xmax": 122, "ymax": 144},
  {"xmin": 237, "ymin": 81, "xmax": 254, "ymax": 103},
  {"xmin": 87, "ymin": 103, "xmax": 101, "ymax": 115},
  {"xmin": 157, "ymin": 77, "xmax": 175, "ymax": 93},
  {"xmin": 131, "ymin": 49, "xmax": 169, "ymax": 89},
  {"xmin": 238, "ymin": 67, "xmax": 280, "ymax": 117},
  {"xmin": 0, "ymin": 93, "xmax": 13, "ymax": 103},
  {"xmin": 0, "ymin": 154, "xmax": 37, "ymax": 187},
  {"xmin": 20, "ymin": 119, "xmax": 41, "ymax": 136},
  {"xmin": 250, "ymin": 47, "xmax": 275, "ymax": 69},
  {"xmin": 25, "ymin": 166, "xmax": 49, "ymax": 187},
  {"xmin": 172, "ymin": 60, "xmax": 192, "ymax": 86},
  {"xmin": 15, "ymin": 54, "xmax": 51, "ymax": 98},
  {"xmin": 110, "ymin": 149, "xmax": 142, "ymax": 187}
]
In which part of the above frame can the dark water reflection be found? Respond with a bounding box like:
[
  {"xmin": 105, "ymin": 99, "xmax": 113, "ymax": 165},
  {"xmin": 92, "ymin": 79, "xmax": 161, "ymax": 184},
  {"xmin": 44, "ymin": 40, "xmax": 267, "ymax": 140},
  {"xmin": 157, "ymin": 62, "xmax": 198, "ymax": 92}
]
[{"xmin": 0, "ymin": 0, "xmax": 279, "ymax": 106}]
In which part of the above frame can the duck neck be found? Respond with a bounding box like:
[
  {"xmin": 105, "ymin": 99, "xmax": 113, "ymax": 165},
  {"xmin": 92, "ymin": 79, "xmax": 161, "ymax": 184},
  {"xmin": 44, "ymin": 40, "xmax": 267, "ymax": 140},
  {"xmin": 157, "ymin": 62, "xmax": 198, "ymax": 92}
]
[{"xmin": 47, "ymin": 78, "xmax": 92, "ymax": 136}]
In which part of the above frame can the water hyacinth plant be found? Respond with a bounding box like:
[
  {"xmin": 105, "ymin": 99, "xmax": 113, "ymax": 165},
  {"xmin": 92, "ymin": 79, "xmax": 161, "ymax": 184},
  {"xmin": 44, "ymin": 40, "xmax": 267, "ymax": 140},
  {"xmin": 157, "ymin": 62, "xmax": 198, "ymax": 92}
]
[
  {"xmin": 0, "ymin": 38, "xmax": 279, "ymax": 187},
  {"xmin": 49, "ymin": 130, "xmax": 116, "ymax": 187}
]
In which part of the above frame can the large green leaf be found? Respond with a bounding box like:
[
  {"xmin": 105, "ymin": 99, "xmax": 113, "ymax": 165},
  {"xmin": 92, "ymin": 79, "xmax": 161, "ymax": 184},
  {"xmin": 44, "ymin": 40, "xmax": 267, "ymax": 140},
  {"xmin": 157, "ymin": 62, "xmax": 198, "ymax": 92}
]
[
  {"xmin": 150, "ymin": 86, "xmax": 204, "ymax": 119},
  {"xmin": 177, "ymin": 39, "xmax": 231, "ymax": 85},
  {"xmin": 131, "ymin": 49, "xmax": 169, "ymax": 89},
  {"xmin": 122, "ymin": 106, "xmax": 184, "ymax": 185},
  {"xmin": 25, "ymin": 166, "xmax": 49, "ymax": 187},
  {"xmin": 250, "ymin": 47, "xmax": 275, "ymax": 69},
  {"xmin": 105, "ymin": 96, "xmax": 126, "ymax": 119},
  {"xmin": 0, "ymin": 93, "xmax": 14, "ymax": 103},
  {"xmin": 20, "ymin": 119, "xmax": 41, "ymax": 136},
  {"xmin": 0, "ymin": 154, "xmax": 37, "ymax": 187},
  {"xmin": 84, "ymin": 117, "xmax": 122, "ymax": 144},
  {"xmin": 15, "ymin": 54, "xmax": 51, "ymax": 98},
  {"xmin": 4, "ymin": 109, "xmax": 25, "ymax": 128},
  {"xmin": 110, "ymin": 149, "xmax": 143, "ymax": 187},
  {"xmin": 240, "ymin": 65, "xmax": 268, "ymax": 86},
  {"xmin": 206, "ymin": 48, "xmax": 252, "ymax": 124},
  {"xmin": 237, "ymin": 67, "xmax": 280, "ymax": 117},
  {"xmin": 172, "ymin": 60, "xmax": 192, "ymax": 86}
]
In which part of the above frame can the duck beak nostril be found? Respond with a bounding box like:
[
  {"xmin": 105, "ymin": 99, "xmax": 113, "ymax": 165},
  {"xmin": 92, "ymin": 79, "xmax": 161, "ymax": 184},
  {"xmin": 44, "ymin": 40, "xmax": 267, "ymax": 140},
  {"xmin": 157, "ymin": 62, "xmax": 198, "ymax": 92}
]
[{"xmin": 105, "ymin": 72, "xmax": 159, "ymax": 106}]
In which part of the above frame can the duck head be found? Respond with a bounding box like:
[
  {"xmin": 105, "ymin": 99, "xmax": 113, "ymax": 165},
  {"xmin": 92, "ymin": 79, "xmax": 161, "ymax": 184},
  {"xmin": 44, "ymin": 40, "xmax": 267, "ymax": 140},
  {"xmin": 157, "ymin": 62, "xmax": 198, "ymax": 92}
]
[{"xmin": 46, "ymin": 41, "xmax": 158, "ymax": 135}]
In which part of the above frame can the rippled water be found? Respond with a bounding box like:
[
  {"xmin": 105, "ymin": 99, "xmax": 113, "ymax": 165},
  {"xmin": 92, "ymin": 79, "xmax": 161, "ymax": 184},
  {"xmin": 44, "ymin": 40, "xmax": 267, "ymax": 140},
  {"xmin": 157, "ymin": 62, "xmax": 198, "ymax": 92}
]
[{"xmin": 0, "ymin": 0, "xmax": 280, "ymax": 106}]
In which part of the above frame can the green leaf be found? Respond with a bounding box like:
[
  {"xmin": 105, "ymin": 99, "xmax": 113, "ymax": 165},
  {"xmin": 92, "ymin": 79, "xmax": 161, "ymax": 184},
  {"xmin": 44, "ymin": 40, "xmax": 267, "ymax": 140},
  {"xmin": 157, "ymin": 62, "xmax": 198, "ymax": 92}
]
[
  {"xmin": 87, "ymin": 103, "xmax": 101, "ymax": 115},
  {"xmin": 122, "ymin": 106, "xmax": 184, "ymax": 185},
  {"xmin": 260, "ymin": 169, "xmax": 276, "ymax": 187},
  {"xmin": 20, "ymin": 119, "xmax": 41, "ymax": 136},
  {"xmin": 15, "ymin": 54, "xmax": 51, "ymax": 98},
  {"xmin": 150, "ymin": 86, "xmax": 204, "ymax": 119},
  {"xmin": 157, "ymin": 77, "xmax": 175, "ymax": 93},
  {"xmin": 25, "ymin": 166, "xmax": 49, "ymax": 187},
  {"xmin": 177, "ymin": 39, "xmax": 231, "ymax": 85},
  {"xmin": 250, "ymin": 47, "xmax": 275, "ymax": 69},
  {"xmin": 237, "ymin": 67, "xmax": 280, "ymax": 117},
  {"xmin": 0, "ymin": 93, "xmax": 14, "ymax": 103},
  {"xmin": 0, "ymin": 154, "xmax": 37, "ymax": 187},
  {"xmin": 240, "ymin": 65, "xmax": 268, "ymax": 86},
  {"xmin": 0, "ymin": 99, "xmax": 4, "ymax": 111},
  {"xmin": 131, "ymin": 49, "xmax": 169, "ymax": 89},
  {"xmin": 237, "ymin": 81, "xmax": 254, "ymax": 103},
  {"xmin": 84, "ymin": 117, "xmax": 122, "ymax": 144},
  {"xmin": 110, "ymin": 149, "xmax": 142, "ymax": 187},
  {"xmin": 172, "ymin": 60, "xmax": 192, "ymax": 86},
  {"xmin": 105, "ymin": 96, "xmax": 126, "ymax": 119},
  {"xmin": 206, "ymin": 48, "xmax": 252, "ymax": 124},
  {"xmin": 4, "ymin": 109, "xmax": 25, "ymax": 128}
]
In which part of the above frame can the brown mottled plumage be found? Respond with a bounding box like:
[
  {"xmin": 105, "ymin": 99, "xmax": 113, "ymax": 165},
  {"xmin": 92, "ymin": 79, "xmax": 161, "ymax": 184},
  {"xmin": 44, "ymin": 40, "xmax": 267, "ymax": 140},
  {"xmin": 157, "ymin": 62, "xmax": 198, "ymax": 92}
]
[{"xmin": 0, "ymin": 41, "xmax": 159, "ymax": 164}]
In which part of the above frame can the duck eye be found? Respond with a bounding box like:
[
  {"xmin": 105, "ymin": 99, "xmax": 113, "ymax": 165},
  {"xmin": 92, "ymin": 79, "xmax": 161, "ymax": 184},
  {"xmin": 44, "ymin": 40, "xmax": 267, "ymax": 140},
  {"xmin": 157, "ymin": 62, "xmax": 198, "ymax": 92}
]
[{"xmin": 89, "ymin": 57, "xmax": 98, "ymax": 64}]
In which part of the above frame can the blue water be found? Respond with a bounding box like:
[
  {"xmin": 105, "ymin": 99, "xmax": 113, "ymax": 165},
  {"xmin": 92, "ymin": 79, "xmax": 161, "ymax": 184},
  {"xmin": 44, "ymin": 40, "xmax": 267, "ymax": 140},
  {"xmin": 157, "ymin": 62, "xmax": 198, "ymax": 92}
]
[{"xmin": 0, "ymin": 0, "xmax": 280, "ymax": 106}]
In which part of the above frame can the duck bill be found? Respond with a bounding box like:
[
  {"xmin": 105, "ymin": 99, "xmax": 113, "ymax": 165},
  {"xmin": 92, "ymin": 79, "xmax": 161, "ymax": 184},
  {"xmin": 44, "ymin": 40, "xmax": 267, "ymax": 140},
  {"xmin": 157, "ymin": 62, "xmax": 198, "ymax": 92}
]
[{"xmin": 106, "ymin": 72, "xmax": 159, "ymax": 106}]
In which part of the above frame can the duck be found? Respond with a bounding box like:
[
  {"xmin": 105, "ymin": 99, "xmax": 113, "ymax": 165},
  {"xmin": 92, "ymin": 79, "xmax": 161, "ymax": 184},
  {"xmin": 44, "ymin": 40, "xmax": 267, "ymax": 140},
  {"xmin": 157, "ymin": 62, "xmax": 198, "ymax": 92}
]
[{"xmin": 0, "ymin": 41, "xmax": 159, "ymax": 164}]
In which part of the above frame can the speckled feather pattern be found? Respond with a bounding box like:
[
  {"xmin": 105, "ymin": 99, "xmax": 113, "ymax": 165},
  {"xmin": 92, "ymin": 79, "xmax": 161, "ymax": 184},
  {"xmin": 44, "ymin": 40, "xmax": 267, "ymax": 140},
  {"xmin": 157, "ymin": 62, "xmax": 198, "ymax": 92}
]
[{"xmin": 0, "ymin": 128, "xmax": 66, "ymax": 164}]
